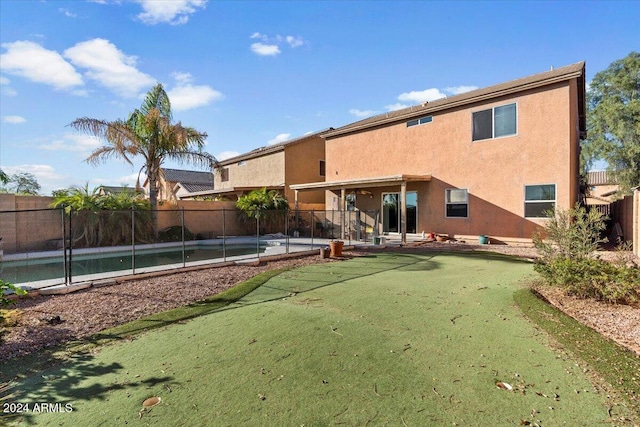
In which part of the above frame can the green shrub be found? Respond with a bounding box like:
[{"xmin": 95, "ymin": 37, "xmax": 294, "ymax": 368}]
[
  {"xmin": 532, "ymin": 204, "xmax": 640, "ymax": 304},
  {"xmin": 1, "ymin": 279, "xmax": 27, "ymax": 312}
]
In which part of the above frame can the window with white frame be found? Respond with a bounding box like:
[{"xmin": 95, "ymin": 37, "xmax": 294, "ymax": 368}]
[
  {"xmin": 524, "ymin": 184, "xmax": 556, "ymax": 218},
  {"xmin": 472, "ymin": 103, "xmax": 517, "ymax": 141},
  {"xmin": 407, "ymin": 116, "xmax": 433, "ymax": 127},
  {"xmin": 445, "ymin": 188, "xmax": 468, "ymax": 218}
]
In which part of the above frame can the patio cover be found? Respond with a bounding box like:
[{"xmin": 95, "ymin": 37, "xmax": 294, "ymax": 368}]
[{"xmin": 290, "ymin": 174, "xmax": 431, "ymax": 244}]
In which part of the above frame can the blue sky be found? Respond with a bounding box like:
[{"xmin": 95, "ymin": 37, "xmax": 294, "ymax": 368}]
[{"xmin": 1, "ymin": 0, "xmax": 638, "ymax": 195}]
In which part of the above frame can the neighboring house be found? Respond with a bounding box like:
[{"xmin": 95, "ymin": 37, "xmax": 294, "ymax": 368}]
[
  {"xmin": 144, "ymin": 168, "xmax": 215, "ymax": 202},
  {"xmin": 586, "ymin": 170, "xmax": 619, "ymax": 205},
  {"xmin": 292, "ymin": 62, "xmax": 586, "ymax": 243},
  {"xmin": 212, "ymin": 129, "xmax": 331, "ymax": 206}
]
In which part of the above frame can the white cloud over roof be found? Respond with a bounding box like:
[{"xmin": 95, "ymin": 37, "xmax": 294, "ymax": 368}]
[
  {"xmin": 136, "ymin": 0, "xmax": 208, "ymax": 25},
  {"xmin": 349, "ymin": 109, "xmax": 378, "ymax": 118},
  {"xmin": 0, "ymin": 41, "xmax": 84, "ymax": 90},
  {"xmin": 267, "ymin": 133, "xmax": 291, "ymax": 145},
  {"xmin": 64, "ymin": 38, "xmax": 155, "ymax": 97}
]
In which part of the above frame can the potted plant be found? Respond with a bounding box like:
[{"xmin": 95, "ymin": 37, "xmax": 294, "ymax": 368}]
[{"xmin": 329, "ymin": 239, "xmax": 344, "ymax": 257}]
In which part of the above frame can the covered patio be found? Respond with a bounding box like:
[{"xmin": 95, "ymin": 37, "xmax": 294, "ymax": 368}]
[{"xmin": 291, "ymin": 174, "xmax": 431, "ymax": 244}]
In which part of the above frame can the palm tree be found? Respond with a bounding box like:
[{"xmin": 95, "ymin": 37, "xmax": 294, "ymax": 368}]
[{"xmin": 69, "ymin": 83, "xmax": 216, "ymax": 238}]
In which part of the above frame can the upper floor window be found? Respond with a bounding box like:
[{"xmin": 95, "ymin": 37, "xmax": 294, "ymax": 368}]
[
  {"xmin": 407, "ymin": 116, "xmax": 433, "ymax": 128},
  {"xmin": 445, "ymin": 188, "xmax": 468, "ymax": 218},
  {"xmin": 237, "ymin": 161, "xmax": 246, "ymax": 166},
  {"xmin": 220, "ymin": 168, "xmax": 229, "ymax": 182},
  {"xmin": 524, "ymin": 184, "xmax": 555, "ymax": 218},
  {"xmin": 472, "ymin": 103, "xmax": 517, "ymax": 141},
  {"xmin": 319, "ymin": 160, "xmax": 326, "ymax": 177}
]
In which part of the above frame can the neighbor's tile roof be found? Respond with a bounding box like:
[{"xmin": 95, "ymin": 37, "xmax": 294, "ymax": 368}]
[
  {"xmin": 177, "ymin": 182, "xmax": 215, "ymax": 193},
  {"xmin": 325, "ymin": 61, "xmax": 586, "ymax": 138},
  {"xmin": 218, "ymin": 128, "xmax": 333, "ymax": 165},
  {"xmin": 162, "ymin": 168, "xmax": 214, "ymax": 186},
  {"xmin": 587, "ymin": 171, "xmax": 614, "ymax": 185}
]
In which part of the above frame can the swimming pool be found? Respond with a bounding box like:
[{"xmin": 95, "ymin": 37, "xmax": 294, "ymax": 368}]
[{"xmin": 0, "ymin": 241, "xmax": 268, "ymax": 287}]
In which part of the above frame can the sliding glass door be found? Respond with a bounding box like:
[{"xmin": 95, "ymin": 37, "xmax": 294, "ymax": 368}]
[{"xmin": 382, "ymin": 192, "xmax": 417, "ymax": 234}]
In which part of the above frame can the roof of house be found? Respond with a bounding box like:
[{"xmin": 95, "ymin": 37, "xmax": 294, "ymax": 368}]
[
  {"xmin": 218, "ymin": 128, "xmax": 333, "ymax": 166},
  {"xmin": 325, "ymin": 61, "xmax": 586, "ymax": 139},
  {"xmin": 587, "ymin": 171, "xmax": 614, "ymax": 186},
  {"xmin": 97, "ymin": 185, "xmax": 142, "ymax": 194},
  {"xmin": 161, "ymin": 168, "xmax": 214, "ymax": 186}
]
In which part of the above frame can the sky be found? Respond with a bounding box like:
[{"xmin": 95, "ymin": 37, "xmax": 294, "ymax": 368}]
[{"xmin": 0, "ymin": 0, "xmax": 638, "ymax": 196}]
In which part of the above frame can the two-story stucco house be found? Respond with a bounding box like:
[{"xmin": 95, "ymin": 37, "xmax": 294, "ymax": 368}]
[
  {"xmin": 292, "ymin": 62, "xmax": 586, "ymax": 243},
  {"xmin": 212, "ymin": 129, "xmax": 332, "ymax": 206}
]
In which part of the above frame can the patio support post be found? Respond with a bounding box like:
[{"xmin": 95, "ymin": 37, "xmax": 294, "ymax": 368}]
[
  {"xmin": 400, "ymin": 181, "xmax": 407, "ymax": 245},
  {"xmin": 341, "ymin": 188, "xmax": 346, "ymax": 240}
]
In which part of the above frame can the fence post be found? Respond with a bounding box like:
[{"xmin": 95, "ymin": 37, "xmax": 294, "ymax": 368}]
[
  {"xmin": 181, "ymin": 207, "xmax": 186, "ymax": 267},
  {"xmin": 285, "ymin": 211, "xmax": 289, "ymax": 254},
  {"xmin": 68, "ymin": 206, "xmax": 73, "ymax": 284},
  {"xmin": 311, "ymin": 210, "xmax": 315, "ymax": 249},
  {"xmin": 222, "ymin": 207, "xmax": 227, "ymax": 261},
  {"xmin": 256, "ymin": 215, "xmax": 260, "ymax": 259},
  {"xmin": 131, "ymin": 207, "xmax": 136, "ymax": 274},
  {"xmin": 61, "ymin": 208, "xmax": 68, "ymax": 285}
]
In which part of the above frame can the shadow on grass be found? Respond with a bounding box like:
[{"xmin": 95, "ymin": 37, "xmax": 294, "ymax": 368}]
[
  {"xmin": 514, "ymin": 288, "xmax": 640, "ymax": 419},
  {"xmin": 1, "ymin": 352, "xmax": 173, "ymax": 425}
]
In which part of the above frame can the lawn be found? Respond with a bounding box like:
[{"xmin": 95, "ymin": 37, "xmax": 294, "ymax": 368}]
[{"xmin": 2, "ymin": 251, "xmax": 637, "ymax": 425}]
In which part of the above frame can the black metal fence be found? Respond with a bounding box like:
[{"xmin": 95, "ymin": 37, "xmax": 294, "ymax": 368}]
[{"xmin": 0, "ymin": 208, "xmax": 379, "ymax": 288}]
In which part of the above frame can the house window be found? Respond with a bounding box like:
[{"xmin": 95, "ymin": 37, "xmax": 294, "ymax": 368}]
[
  {"xmin": 220, "ymin": 168, "xmax": 229, "ymax": 182},
  {"xmin": 238, "ymin": 161, "xmax": 246, "ymax": 166},
  {"xmin": 472, "ymin": 103, "xmax": 517, "ymax": 141},
  {"xmin": 445, "ymin": 188, "xmax": 468, "ymax": 218},
  {"xmin": 524, "ymin": 184, "xmax": 556, "ymax": 218},
  {"xmin": 407, "ymin": 116, "xmax": 433, "ymax": 127},
  {"xmin": 319, "ymin": 160, "xmax": 326, "ymax": 177}
]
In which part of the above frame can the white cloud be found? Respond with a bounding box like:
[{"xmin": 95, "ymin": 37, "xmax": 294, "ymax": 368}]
[
  {"xmin": 136, "ymin": 0, "xmax": 207, "ymax": 25},
  {"xmin": 167, "ymin": 72, "xmax": 223, "ymax": 111},
  {"xmin": 249, "ymin": 33, "xmax": 306, "ymax": 56},
  {"xmin": 285, "ymin": 36, "xmax": 304, "ymax": 48},
  {"xmin": 64, "ymin": 38, "xmax": 155, "ymax": 98},
  {"xmin": 0, "ymin": 40, "xmax": 84, "ymax": 90},
  {"xmin": 2, "ymin": 164, "xmax": 67, "ymax": 187},
  {"xmin": 38, "ymin": 134, "xmax": 101, "ymax": 153},
  {"xmin": 3, "ymin": 115, "xmax": 26, "ymax": 124},
  {"xmin": 444, "ymin": 85, "xmax": 478, "ymax": 95},
  {"xmin": 385, "ymin": 103, "xmax": 409, "ymax": 111},
  {"xmin": 58, "ymin": 8, "xmax": 77, "ymax": 18},
  {"xmin": 398, "ymin": 88, "xmax": 447, "ymax": 104},
  {"xmin": 349, "ymin": 109, "xmax": 378, "ymax": 118},
  {"xmin": 267, "ymin": 133, "xmax": 291, "ymax": 145},
  {"xmin": 251, "ymin": 42, "xmax": 280, "ymax": 56},
  {"xmin": 217, "ymin": 150, "xmax": 240, "ymax": 161}
]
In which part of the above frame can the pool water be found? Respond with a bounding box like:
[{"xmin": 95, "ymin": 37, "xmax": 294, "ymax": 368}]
[{"xmin": 0, "ymin": 243, "xmax": 265, "ymax": 285}]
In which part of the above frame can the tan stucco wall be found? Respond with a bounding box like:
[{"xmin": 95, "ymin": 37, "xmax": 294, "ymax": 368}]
[
  {"xmin": 325, "ymin": 81, "xmax": 580, "ymax": 240},
  {"xmin": 0, "ymin": 194, "xmax": 60, "ymax": 254},
  {"xmin": 214, "ymin": 151, "xmax": 285, "ymax": 192},
  {"xmin": 284, "ymin": 136, "xmax": 326, "ymax": 204}
]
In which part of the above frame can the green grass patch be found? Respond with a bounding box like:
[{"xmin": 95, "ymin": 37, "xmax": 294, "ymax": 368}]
[
  {"xmin": 0, "ymin": 268, "xmax": 289, "ymax": 380},
  {"xmin": 2, "ymin": 252, "xmax": 638, "ymax": 426},
  {"xmin": 514, "ymin": 287, "xmax": 640, "ymax": 417}
]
